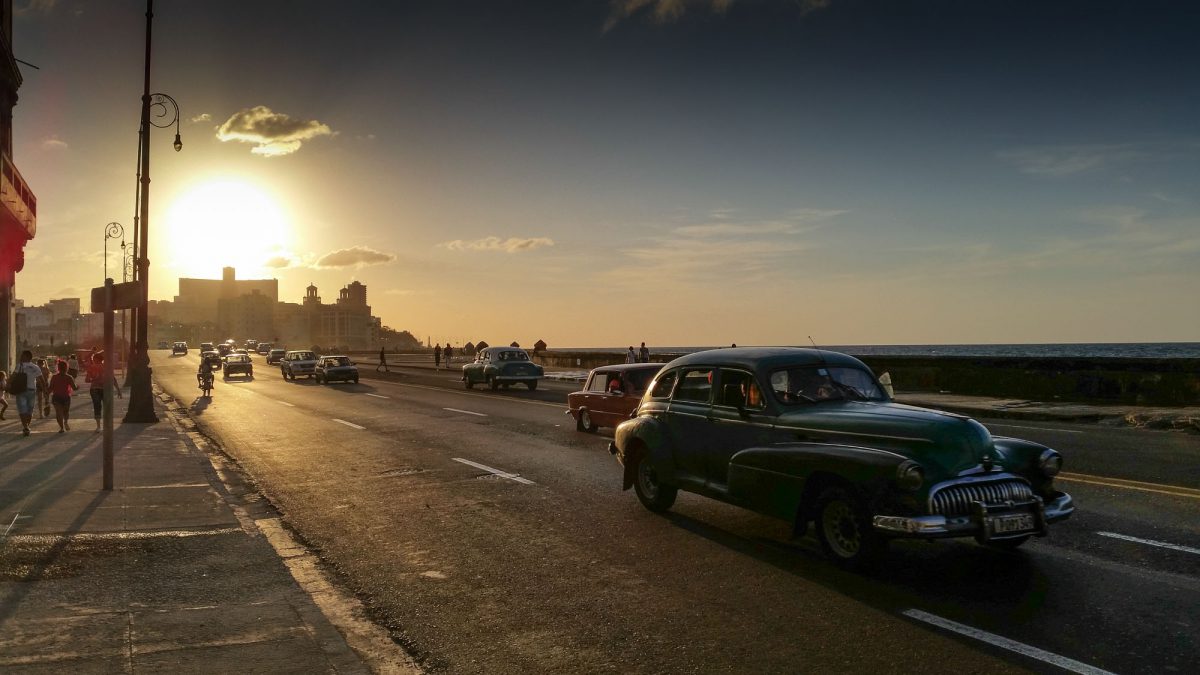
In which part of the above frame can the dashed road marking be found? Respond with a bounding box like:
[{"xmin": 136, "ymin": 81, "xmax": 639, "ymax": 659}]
[
  {"xmin": 452, "ymin": 457, "xmax": 534, "ymax": 485},
  {"xmin": 1057, "ymin": 472, "xmax": 1200, "ymax": 500},
  {"xmin": 902, "ymin": 609, "xmax": 1116, "ymax": 675},
  {"xmin": 365, "ymin": 393, "xmax": 390, "ymax": 399},
  {"xmin": 987, "ymin": 423, "xmax": 1083, "ymax": 435},
  {"xmin": 278, "ymin": 401, "xmax": 296, "ymax": 407},
  {"xmin": 332, "ymin": 418, "xmax": 365, "ymax": 430},
  {"xmin": 1096, "ymin": 531, "xmax": 1200, "ymax": 556},
  {"xmin": 444, "ymin": 407, "xmax": 487, "ymax": 417}
]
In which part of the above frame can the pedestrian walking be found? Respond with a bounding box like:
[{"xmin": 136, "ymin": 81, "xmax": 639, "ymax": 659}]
[
  {"xmin": 11, "ymin": 350, "xmax": 47, "ymax": 436},
  {"xmin": 67, "ymin": 354, "xmax": 80, "ymax": 386},
  {"xmin": 625, "ymin": 346, "xmax": 636, "ymax": 364},
  {"xmin": 0, "ymin": 371, "xmax": 8, "ymax": 420},
  {"xmin": 639, "ymin": 342, "xmax": 650, "ymax": 363},
  {"xmin": 434, "ymin": 343, "xmax": 442, "ymax": 370},
  {"xmin": 85, "ymin": 351, "xmax": 121, "ymax": 432},
  {"xmin": 36, "ymin": 358, "xmax": 51, "ymax": 418},
  {"xmin": 377, "ymin": 346, "xmax": 389, "ymax": 373},
  {"xmin": 48, "ymin": 360, "xmax": 76, "ymax": 433},
  {"xmin": 444, "ymin": 344, "xmax": 453, "ymax": 365}
]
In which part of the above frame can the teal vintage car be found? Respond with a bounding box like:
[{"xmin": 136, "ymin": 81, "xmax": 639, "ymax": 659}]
[
  {"xmin": 463, "ymin": 347, "xmax": 544, "ymax": 391},
  {"xmin": 610, "ymin": 347, "xmax": 1074, "ymax": 569}
]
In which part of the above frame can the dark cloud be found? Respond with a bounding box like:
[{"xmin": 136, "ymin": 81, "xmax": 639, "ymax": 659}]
[
  {"xmin": 216, "ymin": 105, "xmax": 333, "ymax": 156},
  {"xmin": 314, "ymin": 246, "xmax": 396, "ymax": 269},
  {"xmin": 602, "ymin": 0, "xmax": 830, "ymax": 31}
]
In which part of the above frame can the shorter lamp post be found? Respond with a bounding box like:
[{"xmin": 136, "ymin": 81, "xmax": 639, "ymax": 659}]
[{"xmin": 103, "ymin": 222, "xmax": 123, "ymax": 280}]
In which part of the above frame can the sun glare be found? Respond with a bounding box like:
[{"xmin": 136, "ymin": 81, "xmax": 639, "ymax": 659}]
[{"xmin": 163, "ymin": 180, "xmax": 293, "ymax": 279}]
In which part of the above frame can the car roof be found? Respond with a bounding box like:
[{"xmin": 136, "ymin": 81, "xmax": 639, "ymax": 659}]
[{"xmin": 664, "ymin": 347, "xmax": 868, "ymax": 372}]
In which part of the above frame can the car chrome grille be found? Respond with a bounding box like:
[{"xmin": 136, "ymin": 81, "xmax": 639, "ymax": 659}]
[{"xmin": 930, "ymin": 479, "xmax": 1034, "ymax": 517}]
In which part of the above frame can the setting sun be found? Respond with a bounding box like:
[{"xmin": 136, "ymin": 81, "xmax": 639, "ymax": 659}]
[{"xmin": 163, "ymin": 179, "xmax": 293, "ymax": 279}]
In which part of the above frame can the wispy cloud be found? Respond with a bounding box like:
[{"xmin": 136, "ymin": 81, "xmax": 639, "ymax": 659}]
[
  {"xmin": 189, "ymin": 113, "xmax": 212, "ymax": 124},
  {"xmin": 672, "ymin": 209, "xmax": 845, "ymax": 237},
  {"xmin": 216, "ymin": 105, "xmax": 333, "ymax": 157},
  {"xmin": 14, "ymin": 0, "xmax": 59, "ymax": 15},
  {"xmin": 41, "ymin": 135, "xmax": 68, "ymax": 151},
  {"xmin": 603, "ymin": 0, "xmax": 829, "ymax": 31},
  {"xmin": 441, "ymin": 236, "xmax": 555, "ymax": 253},
  {"xmin": 997, "ymin": 143, "xmax": 1145, "ymax": 177},
  {"xmin": 313, "ymin": 246, "xmax": 396, "ymax": 269}
]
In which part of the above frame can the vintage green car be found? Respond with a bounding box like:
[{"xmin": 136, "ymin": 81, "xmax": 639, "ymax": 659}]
[
  {"xmin": 610, "ymin": 347, "xmax": 1074, "ymax": 568},
  {"xmin": 463, "ymin": 347, "xmax": 545, "ymax": 391}
]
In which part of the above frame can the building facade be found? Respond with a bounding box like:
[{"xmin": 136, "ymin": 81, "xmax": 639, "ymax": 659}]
[{"xmin": 0, "ymin": 0, "xmax": 36, "ymax": 372}]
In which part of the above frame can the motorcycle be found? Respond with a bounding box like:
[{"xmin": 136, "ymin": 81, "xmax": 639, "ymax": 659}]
[{"xmin": 198, "ymin": 370, "xmax": 214, "ymax": 398}]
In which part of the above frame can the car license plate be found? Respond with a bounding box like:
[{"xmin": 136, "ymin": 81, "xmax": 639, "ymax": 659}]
[{"xmin": 991, "ymin": 513, "xmax": 1034, "ymax": 534}]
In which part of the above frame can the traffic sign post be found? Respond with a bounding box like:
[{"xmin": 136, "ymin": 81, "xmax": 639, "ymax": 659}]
[{"xmin": 92, "ymin": 279, "xmax": 140, "ymax": 490}]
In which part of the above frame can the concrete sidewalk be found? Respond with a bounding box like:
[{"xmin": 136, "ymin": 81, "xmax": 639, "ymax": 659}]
[
  {"xmin": 0, "ymin": 387, "xmax": 404, "ymax": 673},
  {"xmin": 361, "ymin": 355, "xmax": 1200, "ymax": 431}
]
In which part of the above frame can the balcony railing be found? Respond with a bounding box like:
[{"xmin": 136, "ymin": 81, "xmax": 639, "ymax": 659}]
[{"xmin": 1, "ymin": 152, "xmax": 37, "ymax": 238}]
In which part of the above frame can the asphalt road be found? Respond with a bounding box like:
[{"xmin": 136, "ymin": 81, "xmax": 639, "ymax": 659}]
[{"xmin": 152, "ymin": 353, "xmax": 1199, "ymax": 674}]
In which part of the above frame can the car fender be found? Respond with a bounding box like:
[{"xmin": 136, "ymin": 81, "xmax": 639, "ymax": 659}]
[
  {"xmin": 613, "ymin": 414, "xmax": 674, "ymax": 491},
  {"xmin": 727, "ymin": 443, "xmax": 908, "ymax": 522}
]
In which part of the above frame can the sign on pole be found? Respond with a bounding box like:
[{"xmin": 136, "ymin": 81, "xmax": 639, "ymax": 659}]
[{"xmin": 91, "ymin": 280, "xmax": 142, "ymax": 313}]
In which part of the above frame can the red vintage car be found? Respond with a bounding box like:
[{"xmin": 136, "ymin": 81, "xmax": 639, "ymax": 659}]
[{"xmin": 567, "ymin": 363, "xmax": 662, "ymax": 433}]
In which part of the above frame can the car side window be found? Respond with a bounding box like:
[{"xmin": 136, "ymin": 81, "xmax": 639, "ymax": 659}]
[
  {"xmin": 648, "ymin": 370, "xmax": 678, "ymax": 399},
  {"xmin": 587, "ymin": 374, "xmax": 609, "ymax": 393},
  {"xmin": 673, "ymin": 368, "xmax": 713, "ymax": 403},
  {"xmin": 717, "ymin": 369, "xmax": 765, "ymax": 410}
]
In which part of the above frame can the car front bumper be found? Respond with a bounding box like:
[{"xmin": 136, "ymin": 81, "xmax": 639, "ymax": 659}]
[{"xmin": 872, "ymin": 492, "xmax": 1074, "ymax": 540}]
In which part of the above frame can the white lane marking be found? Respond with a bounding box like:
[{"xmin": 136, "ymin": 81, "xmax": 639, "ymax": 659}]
[
  {"xmin": 1096, "ymin": 531, "xmax": 1200, "ymax": 556},
  {"xmin": 444, "ymin": 407, "xmax": 488, "ymax": 417},
  {"xmin": 452, "ymin": 457, "xmax": 534, "ymax": 485},
  {"xmin": 987, "ymin": 423, "xmax": 1083, "ymax": 435},
  {"xmin": 365, "ymin": 393, "xmax": 390, "ymax": 399},
  {"xmin": 278, "ymin": 401, "xmax": 296, "ymax": 407},
  {"xmin": 332, "ymin": 418, "xmax": 365, "ymax": 430},
  {"xmin": 902, "ymin": 609, "xmax": 1116, "ymax": 675}
]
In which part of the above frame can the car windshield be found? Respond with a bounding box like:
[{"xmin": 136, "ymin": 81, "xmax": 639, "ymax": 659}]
[
  {"xmin": 497, "ymin": 350, "xmax": 529, "ymax": 362},
  {"xmin": 769, "ymin": 365, "xmax": 886, "ymax": 404},
  {"xmin": 329, "ymin": 357, "xmax": 351, "ymax": 366},
  {"xmin": 292, "ymin": 352, "xmax": 316, "ymax": 360}
]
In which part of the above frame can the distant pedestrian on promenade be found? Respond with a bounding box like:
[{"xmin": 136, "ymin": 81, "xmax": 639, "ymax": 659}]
[
  {"xmin": 377, "ymin": 346, "xmax": 389, "ymax": 373},
  {"xmin": 67, "ymin": 354, "xmax": 80, "ymax": 385},
  {"xmin": 85, "ymin": 351, "xmax": 121, "ymax": 432},
  {"xmin": 625, "ymin": 346, "xmax": 636, "ymax": 364},
  {"xmin": 13, "ymin": 350, "xmax": 46, "ymax": 436},
  {"xmin": 36, "ymin": 358, "xmax": 51, "ymax": 418},
  {"xmin": 0, "ymin": 371, "xmax": 8, "ymax": 420},
  {"xmin": 49, "ymin": 360, "xmax": 77, "ymax": 433},
  {"xmin": 445, "ymin": 345, "xmax": 453, "ymax": 365},
  {"xmin": 639, "ymin": 342, "xmax": 649, "ymax": 363},
  {"xmin": 434, "ymin": 344, "xmax": 442, "ymax": 370}
]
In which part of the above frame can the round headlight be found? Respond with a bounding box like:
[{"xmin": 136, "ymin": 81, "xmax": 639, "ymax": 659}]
[
  {"xmin": 896, "ymin": 460, "xmax": 924, "ymax": 491},
  {"xmin": 1038, "ymin": 449, "xmax": 1062, "ymax": 477}
]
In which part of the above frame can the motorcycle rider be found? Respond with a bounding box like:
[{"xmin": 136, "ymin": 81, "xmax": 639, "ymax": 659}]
[{"xmin": 197, "ymin": 356, "xmax": 215, "ymax": 391}]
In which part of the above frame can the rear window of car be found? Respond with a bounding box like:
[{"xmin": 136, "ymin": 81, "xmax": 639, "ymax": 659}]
[
  {"xmin": 673, "ymin": 368, "xmax": 713, "ymax": 403},
  {"xmin": 587, "ymin": 372, "xmax": 612, "ymax": 392},
  {"xmin": 227, "ymin": 355, "xmax": 249, "ymax": 363},
  {"xmin": 328, "ymin": 357, "xmax": 351, "ymax": 366},
  {"xmin": 290, "ymin": 352, "xmax": 316, "ymax": 360},
  {"xmin": 626, "ymin": 368, "xmax": 657, "ymax": 393},
  {"xmin": 498, "ymin": 350, "xmax": 529, "ymax": 361}
]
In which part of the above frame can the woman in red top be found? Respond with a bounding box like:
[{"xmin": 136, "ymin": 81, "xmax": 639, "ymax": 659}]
[
  {"xmin": 48, "ymin": 359, "xmax": 77, "ymax": 432},
  {"xmin": 86, "ymin": 351, "xmax": 121, "ymax": 431}
]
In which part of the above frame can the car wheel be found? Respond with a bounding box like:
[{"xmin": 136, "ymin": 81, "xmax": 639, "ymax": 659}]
[
  {"xmin": 489, "ymin": 376, "xmax": 499, "ymax": 391},
  {"xmin": 353, "ymin": 377, "xmax": 359, "ymax": 384},
  {"xmin": 984, "ymin": 535, "xmax": 1031, "ymax": 550},
  {"xmin": 814, "ymin": 486, "xmax": 887, "ymax": 570},
  {"xmin": 527, "ymin": 380, "xmax": 538, "ymax": 391},
  {"xmin": 464, "ymin": 376, "xmax": 473, "ymax": 390},
  {"xmin": 577, "ymin": 409, "xmax": 597, "ymax": 433},
  {"xmin": 633, "ymin": 451, "xmax": 677, "ymax": 513}
]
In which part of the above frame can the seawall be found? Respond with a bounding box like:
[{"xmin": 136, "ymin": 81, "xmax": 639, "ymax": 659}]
[{"xmin": 528, "ymin": 351, "xmax": 1200, "ymax": 406}]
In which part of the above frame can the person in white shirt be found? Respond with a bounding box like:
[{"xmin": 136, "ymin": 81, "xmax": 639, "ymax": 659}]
[{"xmin": 14, "ymin": 350, "xmax": 47, "ymax": 436}]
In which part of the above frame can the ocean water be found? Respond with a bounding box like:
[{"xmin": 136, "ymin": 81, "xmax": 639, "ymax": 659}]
[{"xmin": 555, "ymin": 343, "xmax": 1200, "ymax": 359}]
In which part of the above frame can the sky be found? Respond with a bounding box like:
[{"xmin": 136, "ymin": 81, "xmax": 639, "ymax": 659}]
[{"xmin": 10, "ymin": 0, "xmax": 1200, "ymax": 347}]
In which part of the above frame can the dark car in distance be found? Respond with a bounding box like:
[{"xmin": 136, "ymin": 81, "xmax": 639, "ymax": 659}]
[
  {"xmin": 610, "ymin": 347, "xmax": 1074, "ymax": 569},
  {"xmin": 315, "ymin": 356, "xmax": 360, "ymax": 384},
  {"xmin": 463, "ymin": 347, "xmax": 544, "ymax": 391},
  {"xmin": 568, "ymin": 363, "xmax": 662, "ymax": 432},
  {"xmin": 222, "ymin": 353, "xmax": 253, "ymax": 379}
]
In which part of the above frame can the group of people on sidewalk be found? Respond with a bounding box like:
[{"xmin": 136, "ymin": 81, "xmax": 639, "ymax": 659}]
[
  {"xmin": 0, "ymin": 350, "xmax": 120, "ymax": 436},
  {"xmin": 433, "ymin": 343, "xmax": 454, "ymax": 370}
]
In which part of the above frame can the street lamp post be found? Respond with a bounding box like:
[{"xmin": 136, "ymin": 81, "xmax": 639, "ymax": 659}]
[{"xmin": 125, "ymin": 0, "xmax": 182, "ymax": 423}]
